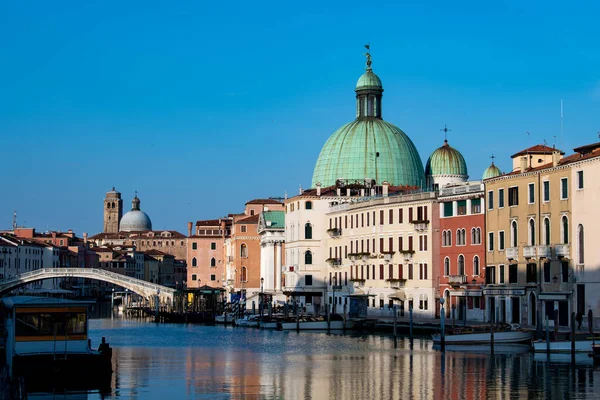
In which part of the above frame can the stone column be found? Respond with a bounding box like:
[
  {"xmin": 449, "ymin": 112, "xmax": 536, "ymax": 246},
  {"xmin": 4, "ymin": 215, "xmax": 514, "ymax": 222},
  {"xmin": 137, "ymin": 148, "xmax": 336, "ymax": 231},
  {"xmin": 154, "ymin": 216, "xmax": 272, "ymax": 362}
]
[{"xmin": 276, "ymin": 242, "xmax": 283, "ymax": 292}]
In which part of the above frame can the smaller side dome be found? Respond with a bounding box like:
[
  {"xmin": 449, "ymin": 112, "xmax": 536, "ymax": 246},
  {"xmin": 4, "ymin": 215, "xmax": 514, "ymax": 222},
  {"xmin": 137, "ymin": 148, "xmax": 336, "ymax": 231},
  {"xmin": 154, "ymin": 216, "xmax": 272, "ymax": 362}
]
[
  {"xmin": 483, "ymin": 162, "xmax": 502, "ymax": 180},
  {"xmin": 425, "ymin": 140, "xmax": 468, "ymax": 189}
]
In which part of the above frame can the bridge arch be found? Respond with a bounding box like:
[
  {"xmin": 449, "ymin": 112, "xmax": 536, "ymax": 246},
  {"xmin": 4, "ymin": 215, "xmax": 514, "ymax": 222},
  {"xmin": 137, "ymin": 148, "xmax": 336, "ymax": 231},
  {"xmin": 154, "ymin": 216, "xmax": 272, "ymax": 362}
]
[{"xmin": 0, "ymin": 268, "xmax": 175, "ymax": 306}]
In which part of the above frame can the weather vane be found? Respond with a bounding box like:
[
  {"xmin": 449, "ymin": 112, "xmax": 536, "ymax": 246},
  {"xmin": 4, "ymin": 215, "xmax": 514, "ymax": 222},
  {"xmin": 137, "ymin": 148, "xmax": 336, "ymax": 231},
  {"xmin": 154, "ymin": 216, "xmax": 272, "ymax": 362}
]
[
  {"xmin": 440, "ymin": 125, "xmax": 451, "ymax": 142},
  {"xmin": 490, "ymin": 154, "xmax": 496, "ymax": 163},
  {"xmin": 364, "ymin": 43, "xmax": 372, "ymax": 70}
]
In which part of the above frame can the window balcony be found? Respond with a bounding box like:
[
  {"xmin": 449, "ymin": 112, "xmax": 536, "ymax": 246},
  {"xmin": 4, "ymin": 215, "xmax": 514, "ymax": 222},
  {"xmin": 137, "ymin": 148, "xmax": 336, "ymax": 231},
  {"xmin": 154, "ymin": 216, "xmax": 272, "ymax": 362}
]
[
  {"xmin": 385, "ymin": 278, "xmax": 406, "ymax": 288},
  {"xmin": 326, "ymin": 257, "xmax": 342, "ymax": 266},
  {"xmin": 506, "ymin": 247, "xmax": 519, "ymax": 260},
  {"xmin": 400, "ymin": 250, "xmax": 415, "ymax": 262},
  {"xmin": 523, "ymin": 246, "xmax": 537, "ymax": 259},
  {"xmin": 349, "ymin": 278, "xmax": 365, "ymax": 287},
  {"xmin": 411, "ymin": 220, "xmax": 430, "ymax": 232},
  {"xmin": 448, "ymin": 275, "xmax": 467, "ymax": 285},
  {"xmin": 537, "ymin": 245, "xmax": 551, "ymax": 259},
  {"xmin": 555, "ymin": 244, "xmax": 570, "ymax": 259},
  {"xmin": 327, "ymin": 228, "xmax": 342, "ymax": 238}
]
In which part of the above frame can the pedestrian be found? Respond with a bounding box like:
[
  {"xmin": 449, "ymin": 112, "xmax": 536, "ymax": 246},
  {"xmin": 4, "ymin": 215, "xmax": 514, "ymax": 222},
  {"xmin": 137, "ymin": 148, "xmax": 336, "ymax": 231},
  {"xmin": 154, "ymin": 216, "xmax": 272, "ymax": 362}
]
[{"xmin": 576, "ymin": 312, "xmax": 583, "ymax": 330}]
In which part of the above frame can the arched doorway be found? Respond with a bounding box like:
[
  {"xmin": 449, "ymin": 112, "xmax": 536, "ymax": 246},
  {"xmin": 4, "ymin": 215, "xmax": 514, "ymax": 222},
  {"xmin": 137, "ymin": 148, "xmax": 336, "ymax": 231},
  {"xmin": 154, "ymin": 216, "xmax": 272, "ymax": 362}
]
[{"xmin": 529, "ymin": 292, "xmax": 537, "ymax": 326}]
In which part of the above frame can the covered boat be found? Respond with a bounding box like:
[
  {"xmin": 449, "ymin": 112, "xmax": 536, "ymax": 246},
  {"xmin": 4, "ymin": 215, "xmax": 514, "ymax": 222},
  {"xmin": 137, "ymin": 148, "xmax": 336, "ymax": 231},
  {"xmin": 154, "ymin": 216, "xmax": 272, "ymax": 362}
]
[{"xmin": 432, "ymin": 325, "xmax": 532, "ymax": 345}]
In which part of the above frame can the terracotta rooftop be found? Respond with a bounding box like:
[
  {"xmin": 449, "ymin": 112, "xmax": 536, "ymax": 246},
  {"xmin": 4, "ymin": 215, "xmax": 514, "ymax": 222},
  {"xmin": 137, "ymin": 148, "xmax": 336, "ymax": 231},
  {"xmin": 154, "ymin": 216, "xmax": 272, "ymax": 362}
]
[
  {"xmin": 503, "ymin": 145, "xmax": 600, "ymax": 176},
  {"xmin": 511, "ymin": 144, "xmax": 564, "ymax": 158},
  {"xmin": 236, "ymin": 214, "xmax": 260, "ymax": 224},
  {"xmin": 245, "ymin": 199, "xmax": 283, "ymax": 205}
]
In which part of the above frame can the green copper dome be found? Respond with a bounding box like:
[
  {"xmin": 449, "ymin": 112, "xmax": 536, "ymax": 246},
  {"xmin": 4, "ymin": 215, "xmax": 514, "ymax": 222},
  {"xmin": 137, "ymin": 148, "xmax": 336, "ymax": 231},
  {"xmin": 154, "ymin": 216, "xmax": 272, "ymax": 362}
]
[
  {"xmin": 312, "ymin": 52, "xmax": 425, "ymax": 188},
  {"xmin": 425, "ymin": 140, "xmax": 468, "ymax": 177},
  {"xmin": 483, "ymin": 162, "xmax": 502, "ymax": 180}
]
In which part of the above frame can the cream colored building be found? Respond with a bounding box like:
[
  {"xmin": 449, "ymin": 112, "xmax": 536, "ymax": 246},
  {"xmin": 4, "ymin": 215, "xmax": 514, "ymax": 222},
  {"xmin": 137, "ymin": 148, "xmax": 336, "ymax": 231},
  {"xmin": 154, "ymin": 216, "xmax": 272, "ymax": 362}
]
[
  {"xmin": 570, "ymin": 142, "xmax": 600, "ymax": 328},
  {"xmin": 484, "ymin": 144, "xmax": 575, "ymax": 328}
]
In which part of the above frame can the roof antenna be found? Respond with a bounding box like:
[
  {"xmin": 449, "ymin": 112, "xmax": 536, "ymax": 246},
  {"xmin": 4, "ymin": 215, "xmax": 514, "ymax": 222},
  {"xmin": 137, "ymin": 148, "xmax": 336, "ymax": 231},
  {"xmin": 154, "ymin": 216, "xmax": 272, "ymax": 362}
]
[{"xmin": 12, "ymin": 210, "xmax": 17, "ymax": 230}]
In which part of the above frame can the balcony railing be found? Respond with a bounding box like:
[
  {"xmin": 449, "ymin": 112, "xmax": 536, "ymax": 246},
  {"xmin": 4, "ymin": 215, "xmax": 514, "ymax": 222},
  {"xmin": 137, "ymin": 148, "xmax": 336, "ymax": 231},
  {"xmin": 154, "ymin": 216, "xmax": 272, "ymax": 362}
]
[
  {"xmin": 555, "ymin": 244, "xmax": 570, "ymax": 259},
  {"xmin": 537, "ymin": 245, "xmax": 551, "ymax": 259},
  {"xmin": 523, "ymin": 246, "xmax": 537, "ymax": 259},
  {"xmin": 411, "ymin": 220, "xmax": 430, "ymax": 232},
  {"xmin": 327, "ymin": 228, "xmax": 342, "ymax": 238},
  {"xmin": 326, "ymin": 258, "xmax": 342, "ymax": 266},
  {"xmin": 506, "ymin": 247, "xmax": 519, "ymax": 260},
  {"xmin": 400, "ymin": 251, "xmax": 415, "ymax": 261},
  {"xmin": 448, "ymin": 275, "xmax": 467, "ymax": 285}
]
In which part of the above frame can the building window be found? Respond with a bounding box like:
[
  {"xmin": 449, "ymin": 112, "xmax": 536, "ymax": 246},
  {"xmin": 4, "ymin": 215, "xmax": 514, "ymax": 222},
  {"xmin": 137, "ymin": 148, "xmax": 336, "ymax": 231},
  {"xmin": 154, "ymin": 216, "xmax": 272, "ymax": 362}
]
[
  {"xmin": 241, "ymin": 266, "xmax": 247, "ymax": 282},
  {"xmin": 486, "ymin": 266, "xmax": 496, "ymax": 284},
  {"xmin": 444, "ymin": 202, "xmax": 453, "ymax": 217},
  {"xmin": 250, "ymin": 210, "xmax": 255, "ymax": 216},
  {"xmin": 444, "ymin": 257, "xmax": 450, "ymax": 276},
  {"xmin": 211, "ymin": 242, "xmax": 216, "ymax": 250},
  {"xmin": 191, "ymin": 257, "xmax": 197, "ymax": 267},
  {"xmin": 528, "ymin": 183, "xmax": 535, "ymax": 204},
  {"xmin": 305, "ymin": 251, "xmax": 313, "ymax": 265},
  {"xmin": 509, "ymin": 264, "xmax": 518, "ymax": 284},
  {"xmin": 499, "ymin": 231, "xmax": 505, "ymax": 250},
  {"xmin": 192, "ymin": 242, "xmax": 198, "ymax": 250},
  {"xmin": 499, "ymin": 264, "xmax": 505, "ymax": 284},
  {"xmin": 211, "ymin": 274, "xmax": 216, "ymax": 281},
  {"xmin": 511, "ymin": 221, "xmax": 518, "ymax": 248},
  {"xmin": 562, "ymin": 216, "xmax": 569, "ymax": 244},
  {"xmin": 210, "ymin": 257, "xmax": 216, "ymax": 267},
  {"xmin": 473, "ymin": 256, "xmax": 480, "ymax": 276},
  {"xmin": 471, "ymin": 198, "xmax": 481, "ymax": 214},
  {"xmin": 526, "ymin": 263, "xmax": 537, "ymax": 283},
  {"xmin": 240, "ymin": 244, "xmax": 248, "ymax": 258},
  {"xmin": 544, "ymin": 218, "xmax": 550, "ymax": 245},
  {"xmin": 561, "ymin": 178, "xmax": 568, "ymax": 200},
  {"xmin": 498, "ymin": 189, "xmax": 505, "ymax": 208},
  {"xmin": 241, "ymin": 225, "xmax": 247, "ymax": 233},
  {"xmin": 488, "ymin": 191, "xmax": 494, "ymax": 210},
  {"xmin": 305, "ymin": 275, "xmax": 313, "ymax": 286},
  {"xmin": 191, "ymin": 274, "xmax": 197, "ymax": 281},
  {"xmin": 543, "ymin": 181, "xmax": 550, "ymax": 202},
  {"xmin": 305, "ymin": 223, "xmax": 313, "ymax": 240},
  {"xmin": 529, "ymin": 219, "xmax": 536, "ymax": 246},
  {"xmin": 488, "ymin": 232, "xmax": 494, "ymax": 251},
  {"xmin": 508, "ymin": 187, "xmax": 519, "ymax": 207},
  {"xmin": 577, "ymin": 171, "xmax": 584, "ymax": 189},
  {"xmin": 457, "ymin": 200, "xmax": 467, "ymax": 216},
  {"xmin": 306, "ymin": 201, "xmax": 312, "ymax": 210},
  {"xmin": 458, "ymin": 255, "xmax": 465, "ymax": 275},
  {"xmin": 543, "ymin": 261, "xmax": 551, "ymax": 283},
  {"xmin": 578, "ymin": 224, "xmax": 584, "ymax": 264}
]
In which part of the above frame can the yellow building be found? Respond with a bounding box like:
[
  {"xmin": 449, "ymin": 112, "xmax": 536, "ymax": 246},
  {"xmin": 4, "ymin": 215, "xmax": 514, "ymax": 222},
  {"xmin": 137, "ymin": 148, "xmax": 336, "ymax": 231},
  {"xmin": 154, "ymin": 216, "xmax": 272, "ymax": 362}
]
[{"xmin": 484, "ymin": 144, "xmax": 574, "ymax": 328}]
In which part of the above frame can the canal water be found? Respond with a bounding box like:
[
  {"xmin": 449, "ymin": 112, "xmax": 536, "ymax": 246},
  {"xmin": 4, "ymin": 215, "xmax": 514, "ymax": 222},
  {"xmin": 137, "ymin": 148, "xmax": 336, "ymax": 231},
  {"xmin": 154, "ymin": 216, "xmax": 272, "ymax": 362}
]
[{"xmin": 30, "ymin": 317, "xmax": 600, "ymax": 399}]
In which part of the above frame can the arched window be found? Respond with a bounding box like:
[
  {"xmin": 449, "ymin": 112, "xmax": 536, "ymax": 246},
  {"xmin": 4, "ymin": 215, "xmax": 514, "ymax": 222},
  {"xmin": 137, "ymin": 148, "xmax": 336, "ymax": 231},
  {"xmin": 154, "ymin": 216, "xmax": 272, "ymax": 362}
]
[
  {"xmin": 448, "ymin": 230, "xmax": 452, "ymax": 246},
  {"xmin": 305, "ymin": 201, "xmax": 312, "ymax": 210},
  {"xmin": 458, "ymin": 255, "xmax": 465, "ymax": 275},
  {"xmin": 529, "ymin": 219, "xmax": 536, "ymax": 246},
  {"xmin": 462, "ymin": 229, "xmax": 467, "ymax": 245},
  {"xmin": 511, "ymin": 221, "xmax": 518, "ymax": 248},
  {"xmin": 305, "ymin": 250, "xmax": 313, "ymax": 265},
  {"xmin": 112, "ymin": 202, "xmax": 115, "ymax": 208},
  {"xmin": 444, "ymin": 257, "xmax": 450, "ymax": 276},
  {"xmin": 543, "ymin": 218, "xmax": 550, "ymax": 245},
  {"xmin": 191, "ymin": 257, "xmax": 197, "ymax": 267},
  {"xmin": 471, "ymin": 228, "xmax": 476, "ymax": 245},
  {"xmin": 578, "ymin": 224, "xmax": 584, "ymax": 264},
  {"xmin": 210, "ymin": 257, "xmax": 216, "ymax": 267},
  {"xmin": 562, "ymin": 216, "xmax": 569, "ymax": 244},
  {"xmin": 240, "ymin": 243, "xmax": 248, "ymax": 258},
  {"xmin": 473, "ymin": 255, "xmax": 480, "ymax": 276},
  {"xmin": 305, "ymin": 223, "xmax": 313, "ymax": 240},
  {"xmin": 456, "ymin": 230, "xmax": 461, "ymax": 246},
  {"xmin": 241, "ymin": 266, "xmax": 247, "ymax": 282},
  {"xmin": 106, "ymin": 203, "xmax": 110, "ymax": 209},
  {"xmin": 477, "ymin": 228, "xmax": 482, "ymax": 244}
]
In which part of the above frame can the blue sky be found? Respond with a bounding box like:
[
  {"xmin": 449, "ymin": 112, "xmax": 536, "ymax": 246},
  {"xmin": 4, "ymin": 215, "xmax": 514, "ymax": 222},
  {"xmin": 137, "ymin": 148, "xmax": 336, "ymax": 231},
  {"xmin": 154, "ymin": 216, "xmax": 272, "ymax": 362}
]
[{"xmin": 1, "ymin": 0, "xmax": 598, "ymax": 235}]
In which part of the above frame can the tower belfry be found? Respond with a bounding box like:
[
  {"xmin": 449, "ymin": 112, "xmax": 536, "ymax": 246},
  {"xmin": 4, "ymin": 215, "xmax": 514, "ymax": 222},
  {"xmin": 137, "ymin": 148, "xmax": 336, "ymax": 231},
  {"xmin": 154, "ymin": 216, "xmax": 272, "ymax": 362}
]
[{"xmin": 103, "ymin": 187, "xmax": 123, "ymax": 233}]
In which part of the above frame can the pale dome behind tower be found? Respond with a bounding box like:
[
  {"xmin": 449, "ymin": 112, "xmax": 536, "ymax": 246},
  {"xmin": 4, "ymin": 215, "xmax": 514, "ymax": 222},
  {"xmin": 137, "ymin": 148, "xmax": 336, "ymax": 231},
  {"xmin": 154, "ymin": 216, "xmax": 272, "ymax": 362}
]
[
  {"xmin": 120, "ymin": 194, "xmax": 152, "ymax": 232},
  {"xmin": 425, "ymin": 139, "xmax": 468, "ymax": 189},
  {"xmin": 311, "ymin": 50, "xmax": 425, "ymax": 188},
  {"xmin": 483, "ymin": 162, "xmax": 502, "ymax": 180}
]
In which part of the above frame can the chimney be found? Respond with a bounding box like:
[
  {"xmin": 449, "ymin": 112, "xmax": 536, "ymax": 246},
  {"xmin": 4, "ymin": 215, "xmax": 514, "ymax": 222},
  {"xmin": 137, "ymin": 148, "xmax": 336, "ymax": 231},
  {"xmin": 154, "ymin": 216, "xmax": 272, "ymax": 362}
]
[
  {"xmin": 520, "ymin": 156, "xmax": 528, "ymax": 173},
  {"xmin": 361, "ymin": 188, "xmax": 365, "ymax": 197},
  {"xmin": 68, "ymin": 229, "xmax": 73, "ymax": 234},
  {"xmin": 187, "ymin": 222, "xmax": 193, "ymax": 237},
  {"xmin": 220, "ymin": 220, "xmax": 226, "ymax": 238},
  {"xmin": 336, "ymin": 188, "xmax": 341, "ymax": 196},
  {"xmin": 382, "ymin": 181, "xmax": 389, "ymax": 197},
  {"xmin": 370, "ymin": 188, "xmax": 375, "ymax": 197},
  {"xmin": 316, "ymin": 182, "xmax": 322, "ymax": 197},
  {"xmin": 52, "ymin": 232, "xmax": 56, "ymax": 239},
  {"xmin": 346, "ymin": 188, "xmax": 351, "ymax": 197},
  {"xmin": 83, "ymin": 232, "xmax": 88, "ymax": 244},
  {"xmin": 552, "ymin": 150, "xmax": 561, "ymax": 167}
]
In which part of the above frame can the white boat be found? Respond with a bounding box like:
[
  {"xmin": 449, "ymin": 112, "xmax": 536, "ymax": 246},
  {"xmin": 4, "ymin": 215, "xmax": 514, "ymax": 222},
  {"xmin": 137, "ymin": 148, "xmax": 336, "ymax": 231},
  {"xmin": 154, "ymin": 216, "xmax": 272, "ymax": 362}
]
[
  {"xmin": 276, "ymin": 315, "xmax": 354, "ymax": 331},
  {"xmin": 235, "ymin": 315, "xmax": 260, "ymax": 328},
  {"xmin": 215, "ymin": 313, "xmax": 236, "ymax": 324},
  {"xmin": 532, "ymin": 339, "xmax": 596, "ymax": 353},
  {"xmin": 432, "ymin": 329, "xmax": 532, "ymax": 344},
  {"xmin": 1, "ymin": 296, "xmax": 112, "ymax": 388}
]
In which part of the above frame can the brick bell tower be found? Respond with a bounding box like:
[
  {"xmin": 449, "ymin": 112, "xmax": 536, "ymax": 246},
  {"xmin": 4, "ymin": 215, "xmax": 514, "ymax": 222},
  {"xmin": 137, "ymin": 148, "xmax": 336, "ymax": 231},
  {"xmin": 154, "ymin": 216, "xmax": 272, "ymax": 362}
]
[{"xmin": 103, "ymin": 187, "xmax": 123, "ymax": 233}]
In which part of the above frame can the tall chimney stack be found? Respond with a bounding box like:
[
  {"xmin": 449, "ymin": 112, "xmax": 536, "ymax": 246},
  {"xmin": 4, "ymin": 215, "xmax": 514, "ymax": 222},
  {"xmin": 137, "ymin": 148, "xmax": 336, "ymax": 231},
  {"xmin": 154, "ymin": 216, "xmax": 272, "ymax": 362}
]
[
  {"xmin": 187, "ymin": 222, "xmax": 193, "ymax": 237},
  {"xmin": 316, "ymin": 182, "xmax": 322, "ymax": 197}
]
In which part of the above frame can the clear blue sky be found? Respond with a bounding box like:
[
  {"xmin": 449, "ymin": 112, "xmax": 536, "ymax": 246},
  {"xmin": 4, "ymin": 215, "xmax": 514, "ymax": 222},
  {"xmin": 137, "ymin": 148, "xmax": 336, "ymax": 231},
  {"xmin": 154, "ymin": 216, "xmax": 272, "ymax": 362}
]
[{"xmin": 1, "ymin": 0, "xmax": 598, "ymax": 235}]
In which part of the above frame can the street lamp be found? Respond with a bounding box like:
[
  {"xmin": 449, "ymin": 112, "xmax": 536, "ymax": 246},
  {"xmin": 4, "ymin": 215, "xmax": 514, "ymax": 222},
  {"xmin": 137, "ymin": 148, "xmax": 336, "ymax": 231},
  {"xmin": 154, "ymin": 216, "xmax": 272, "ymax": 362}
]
[{"xmin": 332, "ymin": 275, "xmax": 337, "ymax": 314}]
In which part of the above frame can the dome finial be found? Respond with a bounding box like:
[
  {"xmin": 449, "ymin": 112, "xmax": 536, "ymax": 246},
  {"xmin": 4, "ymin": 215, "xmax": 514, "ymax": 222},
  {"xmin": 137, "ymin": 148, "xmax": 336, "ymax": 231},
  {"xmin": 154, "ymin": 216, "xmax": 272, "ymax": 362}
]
[
  {"xmin": 490, "ymin": 154, "xmax": 496, "ymax": 165},
  {"xmin": 364, "ymin": 43, "xmax": 372, "ymax": 71},
  {"xmin": 440, "ymin": 124, "xmax": 451, "ymax": 144}
]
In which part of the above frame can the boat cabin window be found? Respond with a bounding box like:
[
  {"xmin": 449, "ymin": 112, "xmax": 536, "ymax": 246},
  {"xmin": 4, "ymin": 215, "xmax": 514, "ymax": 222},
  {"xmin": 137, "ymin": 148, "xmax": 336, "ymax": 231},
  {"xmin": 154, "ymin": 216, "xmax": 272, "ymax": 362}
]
[{"xmin": 15, "ymin": 310, "xmax": 87, "ymax": 337}]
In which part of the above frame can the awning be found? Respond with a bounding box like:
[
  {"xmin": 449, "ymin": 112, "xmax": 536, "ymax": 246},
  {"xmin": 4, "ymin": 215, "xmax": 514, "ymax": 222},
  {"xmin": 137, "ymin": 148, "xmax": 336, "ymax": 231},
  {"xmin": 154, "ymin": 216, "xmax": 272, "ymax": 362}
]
[
  {"xmin": 389, "ymin": 290, "xmax": 406, "ymax": 301},
  {"xmin": 348, "ymin": 289, "xmax": 376, "ymax": 297},
  {"xmin": 539, "ymin": 292, "xmax": 570, "ymax": 301}
]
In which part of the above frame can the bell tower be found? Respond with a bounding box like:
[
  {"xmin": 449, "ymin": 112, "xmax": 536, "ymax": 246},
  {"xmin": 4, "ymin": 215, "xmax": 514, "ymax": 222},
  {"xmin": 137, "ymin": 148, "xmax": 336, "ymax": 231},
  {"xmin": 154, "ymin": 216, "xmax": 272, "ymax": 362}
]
[{"xmin": 103, "ymin": 187, "xmax": 123, "ymax": 233}]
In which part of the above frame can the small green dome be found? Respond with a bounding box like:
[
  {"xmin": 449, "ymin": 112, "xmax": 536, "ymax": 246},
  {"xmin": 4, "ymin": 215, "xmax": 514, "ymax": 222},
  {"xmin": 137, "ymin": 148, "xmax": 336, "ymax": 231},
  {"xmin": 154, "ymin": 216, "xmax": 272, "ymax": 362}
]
[
  {"xmin": 356, "ymin": 70, "xmax": 382, "ymax": 91},
  {"xmin": 483, "ymin": 162, "xmax": 502, "ymax": 180},
  {"xmin": 312, "ymin": 119, "xmax": 425, "ymax": 188},
  {"xmin": 425, "ymin": 141, "xmax": 468, "ymax": 177}
]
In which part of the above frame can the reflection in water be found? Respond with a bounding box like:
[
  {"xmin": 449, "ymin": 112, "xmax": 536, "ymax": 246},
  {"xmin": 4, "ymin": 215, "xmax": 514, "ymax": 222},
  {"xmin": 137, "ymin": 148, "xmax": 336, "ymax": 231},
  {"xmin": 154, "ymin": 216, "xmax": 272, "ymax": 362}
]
[{"xmin": 53, "ymin": 318, "xmax": 600, "ymax": 399}]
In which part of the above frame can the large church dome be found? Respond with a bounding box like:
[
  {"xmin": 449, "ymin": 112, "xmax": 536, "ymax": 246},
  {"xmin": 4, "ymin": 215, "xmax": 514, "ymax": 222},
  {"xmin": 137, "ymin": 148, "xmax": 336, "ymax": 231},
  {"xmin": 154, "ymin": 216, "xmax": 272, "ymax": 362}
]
[
  {"xmin": 311, "ymin": 52, "xmax": 425, "ymax": 188},
  {"xmin": 120, "ymin": 195, "xmax": 152, "ymax": 232},
  {"xmin": 425, "ymin": 139, "xmax": 468, "ymax": 189}
]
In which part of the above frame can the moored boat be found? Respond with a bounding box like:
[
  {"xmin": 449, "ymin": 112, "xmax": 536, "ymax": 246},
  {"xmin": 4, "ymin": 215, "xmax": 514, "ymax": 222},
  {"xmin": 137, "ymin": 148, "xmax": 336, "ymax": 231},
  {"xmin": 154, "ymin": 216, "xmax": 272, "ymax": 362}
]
[
  {"xmin": 276, "ymin": 314, "xmax": 354, "ymax": 331},
  {"xmin": 235, "ymin": 315, "xmax": 260, "ymax": 328},
  {"xmin": 533, "ymin": 339, "xmax": 596, "ymax": 353},
  {"xmin": 432, "ymin": 325, "xmax": 532, "ymax": 345}
]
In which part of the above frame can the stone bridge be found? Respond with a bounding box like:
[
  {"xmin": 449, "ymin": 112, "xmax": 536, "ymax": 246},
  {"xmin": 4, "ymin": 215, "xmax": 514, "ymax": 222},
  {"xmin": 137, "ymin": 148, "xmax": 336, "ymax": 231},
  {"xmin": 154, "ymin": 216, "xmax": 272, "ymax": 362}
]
[{"xmin": 0, "ymin": 268, "xmax": 175, "ymax": 305}]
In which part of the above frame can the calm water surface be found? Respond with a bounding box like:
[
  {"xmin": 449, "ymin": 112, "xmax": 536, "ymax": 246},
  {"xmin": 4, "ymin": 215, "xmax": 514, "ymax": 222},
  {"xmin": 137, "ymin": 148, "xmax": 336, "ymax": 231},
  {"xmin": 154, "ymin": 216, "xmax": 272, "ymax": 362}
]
[{"xmin": 31, "ymin": 317, "xmax": 600, "ymax": 399}]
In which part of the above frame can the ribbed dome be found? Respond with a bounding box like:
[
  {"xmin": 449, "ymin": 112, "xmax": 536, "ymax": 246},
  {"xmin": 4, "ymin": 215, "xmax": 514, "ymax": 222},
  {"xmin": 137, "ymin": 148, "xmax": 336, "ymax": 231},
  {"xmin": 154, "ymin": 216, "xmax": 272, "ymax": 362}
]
[
  {"xmin": 120, "ymin": 210, "xmax": 152, "ymax": 232},
  {"xmin": 312, "ymin": 119, "xmax": 425, "ymax": 188},
  {"xmin": 483, "ymin": 162, "xmax": 502, "ymax": 180},
  {"xmin": 119, "ymin": 195, "xmax": 152, "ymax": 232},
  {"xmin": 356, "ymin": 70, "xmax": 382, "ymax": 90},
  {"xmin": 425, "ymin": 140, "xmax": 468, "ymax": 177}
]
